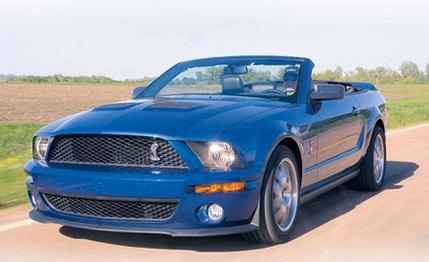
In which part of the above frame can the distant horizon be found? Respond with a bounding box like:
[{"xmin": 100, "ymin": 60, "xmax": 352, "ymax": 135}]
[
  {"xmin": 1, "ymin": 0, "xmax": 428, "ymax": 80},
  {"xmin": 1, "ymin": 59, "xmax": 428, "ymax": 81}
]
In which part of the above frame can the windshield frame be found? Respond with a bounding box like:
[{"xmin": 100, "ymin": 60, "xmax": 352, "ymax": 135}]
[{"xmin": 136, "ymin": 56, "xmax": 306, "ymax": 101}]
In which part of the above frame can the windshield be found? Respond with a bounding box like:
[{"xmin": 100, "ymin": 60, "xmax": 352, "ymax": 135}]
[{"xmin": 147, "ymin": 60, "xmax": 302, "ymax": 102}]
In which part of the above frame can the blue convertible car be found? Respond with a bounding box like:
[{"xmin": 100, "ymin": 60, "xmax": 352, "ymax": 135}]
[{"xmin": 25, "ymin": 56, "xmax": 387, "ymax": 243}]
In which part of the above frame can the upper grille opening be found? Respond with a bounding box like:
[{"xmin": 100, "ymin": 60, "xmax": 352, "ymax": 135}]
[{"xmin": 47, "ymin": 135, "xmax": 187, "ymax": 168}]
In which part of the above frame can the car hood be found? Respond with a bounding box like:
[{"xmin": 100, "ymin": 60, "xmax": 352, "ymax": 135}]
[{"xmin": 38, "ymin": 96, "xmax": 284, "ymax": 140}]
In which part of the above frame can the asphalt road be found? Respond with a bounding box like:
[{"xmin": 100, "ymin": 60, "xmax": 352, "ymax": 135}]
[{"xmin": 1, "ymin": 124, "xmax": 428, "ymax": 261}]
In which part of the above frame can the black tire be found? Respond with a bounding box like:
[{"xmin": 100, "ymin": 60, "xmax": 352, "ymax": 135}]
[
  {"xmin": 242, "ymin": 145, "xmax": 300, "ymax": 244},
  {"xmin": 346, "ymin": 126, "xmax": 386, "ymax": 191}
]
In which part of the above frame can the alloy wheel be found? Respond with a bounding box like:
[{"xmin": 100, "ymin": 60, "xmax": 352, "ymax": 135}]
[
  {"xmin": 373, "ymin": 133, "xmax": 385, "ymax": 184},
  {"xmin": 271, "ymin": 158, "xmax": 299, "ymax": 232}
]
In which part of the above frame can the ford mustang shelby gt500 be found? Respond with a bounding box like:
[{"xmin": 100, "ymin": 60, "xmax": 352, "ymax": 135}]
[{"xmin": 25, "ymin": 56, "xmax": 387, "ymax": 243}]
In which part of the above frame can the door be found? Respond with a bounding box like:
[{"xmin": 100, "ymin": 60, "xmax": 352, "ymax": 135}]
[{"xmin": 312, "ymin": 95, "xmax": 363, "ymax": 181}]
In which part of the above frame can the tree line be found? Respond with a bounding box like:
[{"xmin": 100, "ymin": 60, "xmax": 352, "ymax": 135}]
[
  {"xmin": 313, "ymin": 61, "xmax": 429, "ymax": 84},
  {"xmin": 1, "ymin": 61, "xmax": 428, "ymax": 85},
  {"xmin": 0, "ymin": 74, "xmax": 155, "ymax": 84},
  {"xmin": 167, "ymin": 61, "xmax": 429, "ymax": 85},
  {"xmin": 0, "ymin": 74, "xmax": 117, "ymax": 83}
]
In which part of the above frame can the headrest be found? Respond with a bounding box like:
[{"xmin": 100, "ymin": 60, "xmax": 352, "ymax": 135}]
[
  {"xmin": 221, "ymin": 75, "xmax": 243, "ymax": 95},
  {"xmin": 283, "ymin": 66, "xmax": 299, "ymax": 81}
]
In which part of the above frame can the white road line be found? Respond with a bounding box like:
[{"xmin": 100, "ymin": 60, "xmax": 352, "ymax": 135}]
[
  {"xmin": 0, "ymin": 219, "xmax": 34, "ymax": 233},
  {"xmin": 387, "ymin": 122, "xmax": 429, "ymax": 135},
  {"xmin": 0, "ymin": 122, "xmax": 428, "ymax": 233}
]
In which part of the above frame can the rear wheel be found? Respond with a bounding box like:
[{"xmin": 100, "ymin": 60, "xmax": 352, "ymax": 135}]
[
  {"xmin": 243, "ymin": 145, "xmax": 300, "ymax": 244},
  {"xmin": 347, "ymin": 125, "xmax": 386, "ymax": 191}
]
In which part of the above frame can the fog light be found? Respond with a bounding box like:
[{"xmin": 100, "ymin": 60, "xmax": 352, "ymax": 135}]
[
  {"xmin": 207, "ymin": 204, "xmax": 223, "ymax": 221},
  {"xmin": 197, "ymin": 204, "xmax": 224, "ymax": 224}
]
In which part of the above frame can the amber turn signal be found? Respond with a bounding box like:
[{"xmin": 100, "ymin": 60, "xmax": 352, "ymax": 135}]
[{"xmin": 195, "ymin": 182, "xmax": 246, "ymax": 194}]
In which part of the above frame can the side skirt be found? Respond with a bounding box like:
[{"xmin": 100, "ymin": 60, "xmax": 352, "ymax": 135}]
[{"xmin": 299, "ymin": 168, "xmax": 360, "ymax": 204}]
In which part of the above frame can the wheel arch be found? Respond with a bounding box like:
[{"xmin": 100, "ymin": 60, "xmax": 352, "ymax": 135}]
[
  {"xmin": 278, "ymin": 137, "xmax": 303, "ymax": 185},
  {"xmin": 262, "ymin": 134, "xmax": 303, "ymax": 185},
  {"xmin": 364, "ymin": 101, "xmax": 387, "ymax": 154},
  {"xmin": 367, "ymin": 117, "xmax": 386, "ymax": 148},
  {"xmin": 374, "ymin": 118, "xmax": 385, "ymax": 133}
]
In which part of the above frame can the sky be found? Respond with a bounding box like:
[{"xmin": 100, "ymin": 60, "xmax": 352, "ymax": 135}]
[{"xmin": 0, "ymin": 0, "xmax": 428, "ymax": 79}]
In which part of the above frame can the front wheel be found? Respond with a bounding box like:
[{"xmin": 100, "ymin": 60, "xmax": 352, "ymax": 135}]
[{"xmin": 243, "ymin": 145, "xmax": 300, "ymax": 244}]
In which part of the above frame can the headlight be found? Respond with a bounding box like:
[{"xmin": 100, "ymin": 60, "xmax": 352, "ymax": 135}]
[
  {"xmin": 187, "ymin": 141, "xmax": 243, "ymax": 169},
  {"xmin": 33, "ymin": 136, "xmax": 50, "ymax": 160},
  {"xmin": 208, "ymin": 143, "xmax": 235, "ymax": 168}
]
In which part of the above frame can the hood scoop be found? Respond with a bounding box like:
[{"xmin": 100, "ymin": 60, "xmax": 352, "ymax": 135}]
[
  {"xmin": 144, "ymin": 100, "xmax": 208, "ymax": 111},
  {"xmin": 93, "ymin": 102, "xmax": 140, "ymax": 111}
]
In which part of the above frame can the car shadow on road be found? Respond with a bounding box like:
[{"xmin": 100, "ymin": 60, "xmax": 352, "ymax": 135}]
[{"xmin": 59, "ymin": 160, "xmax": 418, "ymax": 252}]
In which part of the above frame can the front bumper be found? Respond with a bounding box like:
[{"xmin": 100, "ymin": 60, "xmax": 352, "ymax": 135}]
[
  {"xmin": 29, "ymin": 209, "xmax": 258, "ymax": 237},
  {"xmin": 25, "ymin": 160, "xmax": 262, "ymax": 237}
]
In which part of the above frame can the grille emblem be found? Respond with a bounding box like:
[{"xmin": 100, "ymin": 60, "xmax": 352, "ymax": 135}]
[{"xmin": 150, "ymin": 142, "xmax": 161, "ymax": 161}]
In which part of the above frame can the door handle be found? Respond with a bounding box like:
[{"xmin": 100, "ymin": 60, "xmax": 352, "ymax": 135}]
[{"xmin": 352, "ymin": 106, "xmax": 359, "ymax": 116}]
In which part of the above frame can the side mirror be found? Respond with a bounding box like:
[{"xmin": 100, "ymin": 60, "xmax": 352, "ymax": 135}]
[
  {"xmin": 132, "ymin": 86, "xmax": 146, "ymax": 99},
  {"xmin": 311, "ymin": 84, "xmax": 345, "ymax": 101}
]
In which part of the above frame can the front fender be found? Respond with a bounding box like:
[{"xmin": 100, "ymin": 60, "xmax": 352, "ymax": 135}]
[
  {"xmin": 259, "ymin": 125, "xmax": 303, "ymax": 170},
  {"xmin": 219, "ymin": 108, "xmax": 305, "ymax": 176}
]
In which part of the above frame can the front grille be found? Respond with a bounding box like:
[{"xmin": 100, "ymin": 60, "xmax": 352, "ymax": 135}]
[
  {"xmin": 42, "ymin": 193, "xmax": 178, "ymax": 220},
  {"xmin": 48, "ymin": 135, "xmax": 187, "ymax": 168}
]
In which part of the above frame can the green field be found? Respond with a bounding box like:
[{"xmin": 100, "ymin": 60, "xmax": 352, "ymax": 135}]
[
  {"xmin": 0, "ymin": 84, "xmax": 428, "ymax": 209},
  {"xmin": 379, "ymin": 84, "xmax": 429, "ymax": 128}
]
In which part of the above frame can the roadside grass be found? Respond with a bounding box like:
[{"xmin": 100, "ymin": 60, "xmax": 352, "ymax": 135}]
[
  {"xmin": 386, "ymin": 96, "xmax": 429, "ymax": 128},
  {"xmin": 379, "ymin": 84, "xmax": 429, "ymax": 129},
  {"xmin": 0, "ymin": 84, "xmax": 428, "ymax": 210},
  {"xmin": 378, "ymin": 84, "xmax": 429, "ymax": 95},
  {"xmin": 0, "ymin": 123, "xmax": 43, "ymax": 209}
]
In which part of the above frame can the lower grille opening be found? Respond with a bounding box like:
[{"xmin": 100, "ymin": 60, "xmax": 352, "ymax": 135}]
[{"xmin": 42, "ymin": 193, "xmax": 178, "ymax": 220}]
